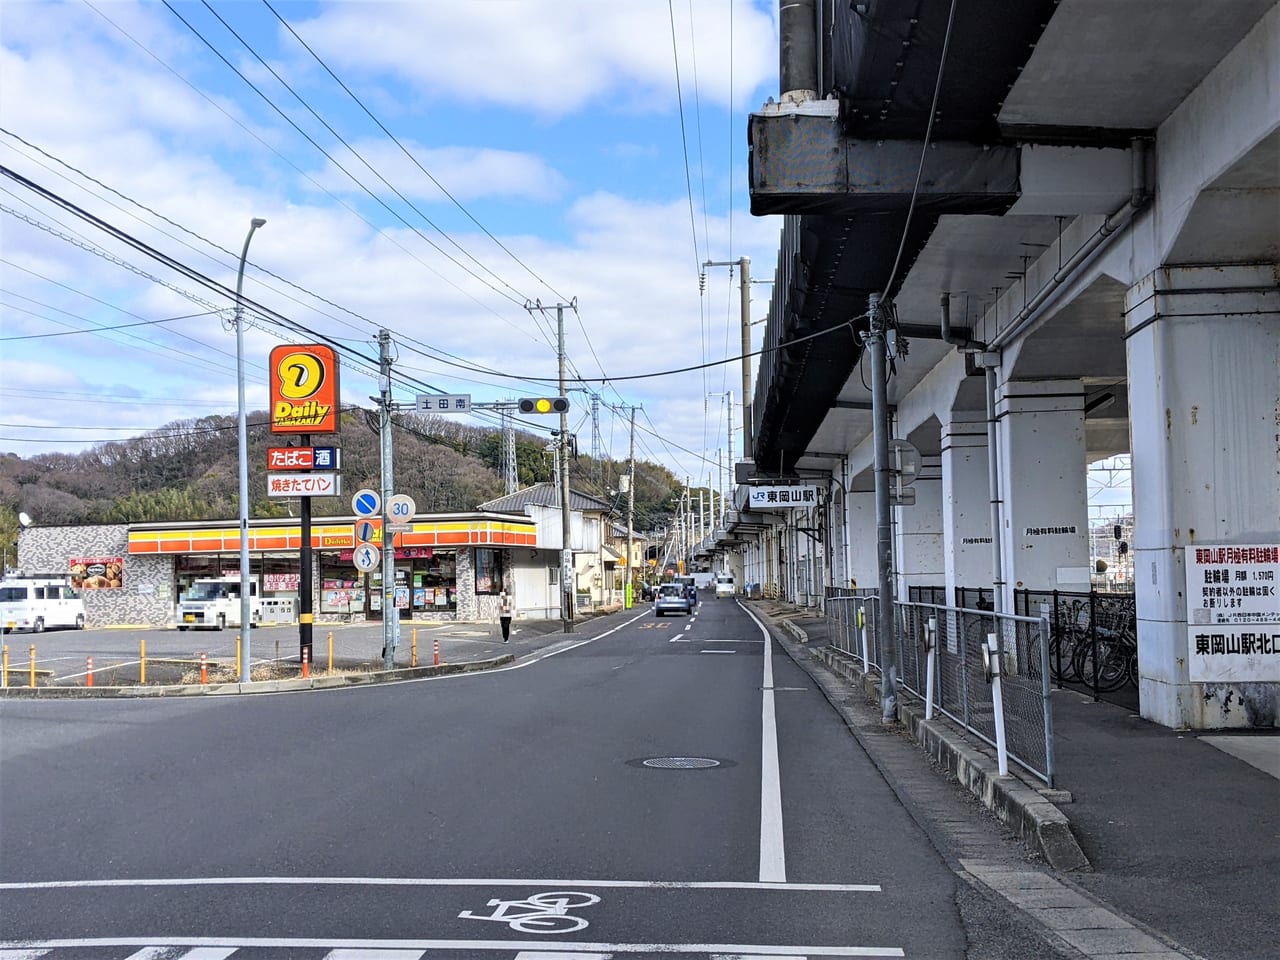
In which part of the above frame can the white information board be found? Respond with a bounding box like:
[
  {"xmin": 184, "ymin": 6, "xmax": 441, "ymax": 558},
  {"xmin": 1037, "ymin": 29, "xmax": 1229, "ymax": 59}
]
[
  {"xmin": 748, "ymin": 485, "xmax": 819, "ymax": 509},
  {"xmin": 1185, "ymin": 544, "xmax": 1280, "ymax": 682}
]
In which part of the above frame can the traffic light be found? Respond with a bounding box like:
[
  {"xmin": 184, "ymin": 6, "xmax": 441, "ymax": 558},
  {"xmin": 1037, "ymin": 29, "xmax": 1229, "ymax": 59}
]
[{"xmin": 518, "ymin": 397, "xmax": 569, "ymax": 415}]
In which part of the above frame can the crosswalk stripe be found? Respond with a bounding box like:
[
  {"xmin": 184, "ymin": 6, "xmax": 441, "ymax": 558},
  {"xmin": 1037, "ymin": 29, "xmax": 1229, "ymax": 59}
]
[
  {"xmin": 124, "ymin": 950, "xmax": 237, "ymax": 960},
  {"xmin": 323, "ymin": 952, "xmax": 426, "ymax": 959},
  {"xmin": 0, "ymin": 950, "xmax": 50, "ymax": 960},
  {"xmin": 513, "ymin": 954, "xmax": 613, "ymax": 959}
]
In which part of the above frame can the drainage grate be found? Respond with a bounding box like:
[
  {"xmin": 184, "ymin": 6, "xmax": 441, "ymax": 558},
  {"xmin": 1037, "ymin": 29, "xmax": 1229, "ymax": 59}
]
[{"xmin": 641, "ymin": 757, "xmax": 721, "ymax": 770}]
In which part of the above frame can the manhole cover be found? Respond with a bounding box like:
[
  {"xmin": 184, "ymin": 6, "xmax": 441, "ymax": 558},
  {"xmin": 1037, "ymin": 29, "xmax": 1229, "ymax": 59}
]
[{"xmin": 641, "ymin": 757, "xmax": 721, "ymax": 769}]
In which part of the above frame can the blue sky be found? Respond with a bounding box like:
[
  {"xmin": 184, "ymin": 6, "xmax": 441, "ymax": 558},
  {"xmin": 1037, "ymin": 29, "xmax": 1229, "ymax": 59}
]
[{"xmin": 0, "ymin": 0, "xmax": 782, "ymax": 492}]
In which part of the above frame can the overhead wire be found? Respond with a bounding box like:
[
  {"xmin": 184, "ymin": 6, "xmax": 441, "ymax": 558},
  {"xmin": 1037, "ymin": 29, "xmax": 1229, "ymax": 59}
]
[
  {"xmin": 72, "ymin": 2, "xmax": 548, "ymax": 349},
  {"xmin": 260, "ymin": 0, "xmax": 571, "ymax": 307}
]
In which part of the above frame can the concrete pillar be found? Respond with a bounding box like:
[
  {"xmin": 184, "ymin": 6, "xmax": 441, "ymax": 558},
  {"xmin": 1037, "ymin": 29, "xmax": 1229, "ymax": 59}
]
[
  {"xmin": 942, "ymin": 413, "xmax": 994, "ymax": 599},
  {"xmin": 895, "ymin": 454, "xmax": 944, "ymax": 600},
  {"xmin": 996, "ymin": 380, "xmax": 1091, "ymax": 609},
  {"xmin": 1125, "ymin": 264, "xmax": 1280, "ymax": 729},
  {"xmin": 846, "ymin": 489, "xmax": 878, "ymax": 590}
]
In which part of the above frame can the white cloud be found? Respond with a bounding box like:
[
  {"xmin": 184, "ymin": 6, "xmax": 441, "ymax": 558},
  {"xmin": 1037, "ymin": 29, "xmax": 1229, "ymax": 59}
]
[
  {"xmin": 307, "ymin": 139, "xmax": 567, "ymax": 203},
  {"xmin": 290, "ymin": 0, "xmax": 777, "ymax": 116}
]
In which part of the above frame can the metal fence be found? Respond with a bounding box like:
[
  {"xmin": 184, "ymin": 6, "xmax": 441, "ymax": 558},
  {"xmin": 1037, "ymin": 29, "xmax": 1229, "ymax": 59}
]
[{"xmin": 824, "ymin": 588, "xmax": 1055, "ymax": 786}]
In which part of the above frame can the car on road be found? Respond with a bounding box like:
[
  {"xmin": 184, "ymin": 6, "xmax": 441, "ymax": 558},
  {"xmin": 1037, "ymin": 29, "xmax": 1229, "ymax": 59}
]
[{"xmin": 653, "ymin": 583, "xmax": 693, "ymax": 617}]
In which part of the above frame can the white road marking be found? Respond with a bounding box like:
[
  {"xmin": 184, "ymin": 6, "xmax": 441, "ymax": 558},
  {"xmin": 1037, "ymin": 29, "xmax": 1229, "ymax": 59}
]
[
  {"xmin": 712, "ymin": 956, "xmax": 808, "ymax": 960},
  {"xmin": 0, "ymin": 876, "xmax": 879, "ymax": 892},
  {"xmin": 325, "ymin": 951, "xmax": 426, "ymax": 959},
  {"xmin": 0, "ymin": 941, "xmax": 902, "ymax": 957},
  {"xmin": 0, "ymin": 950, "xmax": 49, "ymax": 959},
  {"xmin": 742, "ymin": 603, "xmax": 787, "ymax": 883},
  {"xmin": 700, "ymin": 650, "xmax": 736, "ymax": 655},
  {"xmin": 125, "ymin": 950, "xmax": 238, "ymax": 960},
  {"xmin": 515, "ymin": 954, "xmax": 612, "ymax": 960}
]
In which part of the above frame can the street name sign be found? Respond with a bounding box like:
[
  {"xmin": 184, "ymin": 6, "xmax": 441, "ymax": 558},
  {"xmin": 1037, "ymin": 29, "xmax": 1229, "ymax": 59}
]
[{"xmin": 416, "ymin": 393, "xmax": 471, "ymax": 413}]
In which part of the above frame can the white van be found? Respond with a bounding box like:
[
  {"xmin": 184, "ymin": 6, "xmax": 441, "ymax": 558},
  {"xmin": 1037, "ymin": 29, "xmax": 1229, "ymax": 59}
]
[
  {"xmin": 714, "ymin": 574, "xmax": 735, "ymax": 598},
  {"xmin": 0, "ymin": 576, "xmax": 87, "ymax": 633}
]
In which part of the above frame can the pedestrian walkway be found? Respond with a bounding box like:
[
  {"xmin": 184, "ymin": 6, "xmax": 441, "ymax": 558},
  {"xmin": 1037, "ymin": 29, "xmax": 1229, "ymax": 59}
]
[{"xmin": 752, "ymin": 600, "xmax": 1280, "ymax": 960}]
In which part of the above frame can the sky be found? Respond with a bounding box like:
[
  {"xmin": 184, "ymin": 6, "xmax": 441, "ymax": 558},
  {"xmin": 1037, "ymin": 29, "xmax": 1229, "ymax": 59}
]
[{"xmin": 0, "ymin": 0, "xmax": 783, "ymax": 498}]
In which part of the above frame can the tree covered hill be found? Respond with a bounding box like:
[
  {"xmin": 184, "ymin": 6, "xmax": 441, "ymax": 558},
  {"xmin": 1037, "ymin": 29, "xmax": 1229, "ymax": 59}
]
[{"xmin": 0, "ymin": 408, "xmax": 686, "ymax": 556}]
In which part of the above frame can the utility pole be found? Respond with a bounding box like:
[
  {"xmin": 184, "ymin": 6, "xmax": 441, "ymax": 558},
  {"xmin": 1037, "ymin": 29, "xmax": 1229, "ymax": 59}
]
[
  {"xmin": 378, "ymin": 329, "xmax": 400, "ymax": 669},
  {"xmin": 626, "ymin": 405, "xmax": 636, "ymax": 608},
  {"xmin": 556, "ymin": 303, "xmax": 574, "ymax": 632},
  {"xmin": 867, "ymin": 294, "xmax": 898, "ymax": 721},
  {"xmin": 703, "ymin": 257, "xmax": 754, "ymax": 461}
]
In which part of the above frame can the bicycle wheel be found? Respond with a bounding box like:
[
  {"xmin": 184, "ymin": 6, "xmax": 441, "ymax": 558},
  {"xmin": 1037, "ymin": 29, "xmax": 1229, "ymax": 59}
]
[
  {"xmin": 528, "ymin": 890, "xmax": 600, "ymax": 908},
  {"xmin": 1073, "ymin": 633, "xmax": 1130, "ymax": 693},
  {"xmin": 509, "ymin": 913, "xmax": 589, "ymax": 933}
]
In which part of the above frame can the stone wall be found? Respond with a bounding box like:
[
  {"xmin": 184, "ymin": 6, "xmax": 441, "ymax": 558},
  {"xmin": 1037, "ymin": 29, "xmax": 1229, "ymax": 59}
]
[{"xmin": 16, "ymin": 524, "xmax": 175, "ymax": 627}]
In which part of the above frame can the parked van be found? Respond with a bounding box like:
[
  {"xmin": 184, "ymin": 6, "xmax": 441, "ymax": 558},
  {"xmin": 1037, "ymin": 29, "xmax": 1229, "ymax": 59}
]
[
  {"xmin": 177, "ymin": 576, "xmax": 263, "ymax": 630},
  {"xmin": 714, "ymin": 574, "xmax": 735, "ymax": 598},
  {"xmin": 0, "ymin": 575, "xmax": 87, "ymax": 633}
]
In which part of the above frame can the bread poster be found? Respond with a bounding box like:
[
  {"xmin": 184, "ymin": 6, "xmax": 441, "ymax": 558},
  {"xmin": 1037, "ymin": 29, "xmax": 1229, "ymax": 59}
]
[{"xmin": 70, "ymin": 556, "xmax": 124, "ymax": 590}]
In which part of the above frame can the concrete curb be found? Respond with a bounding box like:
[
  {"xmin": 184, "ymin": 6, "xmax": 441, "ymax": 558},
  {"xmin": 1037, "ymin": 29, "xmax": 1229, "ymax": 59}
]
[
  {"xmin": 799, "ymin": 635, "xmax": 1090, "ymax": 873},
  {"xmin": 0, "ymin": 654, "xmax": 516, "ymax": 699}
]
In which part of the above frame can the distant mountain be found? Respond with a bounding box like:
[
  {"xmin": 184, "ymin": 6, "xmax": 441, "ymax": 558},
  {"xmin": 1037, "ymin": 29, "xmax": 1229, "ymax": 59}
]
[{"xmin": 0, "ymin": 408, "xmax": 685, "ymax": 558}]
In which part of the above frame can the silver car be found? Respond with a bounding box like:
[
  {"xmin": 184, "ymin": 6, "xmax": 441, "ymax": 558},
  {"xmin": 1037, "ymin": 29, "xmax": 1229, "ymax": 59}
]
[{"xmin": 654, "ymin": 583, "xmax": 692, "ymax": 617}]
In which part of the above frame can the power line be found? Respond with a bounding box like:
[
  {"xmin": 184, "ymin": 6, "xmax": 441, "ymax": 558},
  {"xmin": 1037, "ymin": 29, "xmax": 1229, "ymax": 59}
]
[
  {"xmin": 261, "ymin": 0, "xmax": 570, "ymax": 307},
  {"xmin": 160, "ymin": 0, "xmax": 532, "ymax": 311},
  {"xmin": 668, "ymin": 0, "xmax": 702, "ymax": 275}
]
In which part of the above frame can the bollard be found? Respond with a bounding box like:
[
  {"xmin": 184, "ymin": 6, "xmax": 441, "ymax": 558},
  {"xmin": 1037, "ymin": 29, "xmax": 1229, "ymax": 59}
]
[
  {"xmin": 139, "ymin": 637, "xmax": 146, "ymax": 684},
  {"xmin": 327, "ymin": 631, "xmax": 334, "ymax": 672},
  {"xmin": 200, "ymin": 651, "xmax": 208, "ymax": 685},
  {"xmin": 29, "ymin": 644, "xmax": 36, "ymax": 688},
  {"xmin": 236, "ymin": 634, "xmax": 242, "ymax": 679},
  {"xmin": 411, "ymin": 628, "xmax": 418, "ymax": 667},
  {"xmin": 924, "ymin": 618, "xmax": 937, "ymax": 721},
  {"xmin": 433, "ymin": 637, "xmax": 440, "ymax": 667},
  {"xmin": 2, "ymin": 643, "xmax": 8, "ymax": 689},
  {"xmin": 86, "ymin": 656, "xmax": 94, "ymax": 688},
  {"xmin": 987, "ymin": 633, "xmax": 1010, "ymax": 777}
]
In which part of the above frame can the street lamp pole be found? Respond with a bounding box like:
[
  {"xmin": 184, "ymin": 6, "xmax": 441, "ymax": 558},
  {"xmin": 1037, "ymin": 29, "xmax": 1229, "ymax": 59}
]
[{"xmin": 235, "ymin": 217, "xmax": 266, "ymax": 684}]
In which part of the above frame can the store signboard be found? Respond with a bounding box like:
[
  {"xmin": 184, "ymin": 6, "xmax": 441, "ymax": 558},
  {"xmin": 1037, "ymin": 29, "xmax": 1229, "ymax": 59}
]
[
  {"xmin": 1185, "ymin": 544, "xmax": 1280, "ymax": 682},
  {"xmin": 267, "ymin": 446, "xmax": 339, "ymax": 470},
  {"xmin": 269, "ymin": 344, "xmax": 341, "ymax": 434},
  {"xmin": 266, "ymin": 472, "xmax": 341, "ymax": 498}
]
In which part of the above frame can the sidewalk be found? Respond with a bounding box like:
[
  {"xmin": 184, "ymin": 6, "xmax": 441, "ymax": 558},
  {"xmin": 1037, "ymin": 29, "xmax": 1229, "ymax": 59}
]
[{"xmin": 753, "ymin": 600, "xmax": 1280, "ymax": 960}]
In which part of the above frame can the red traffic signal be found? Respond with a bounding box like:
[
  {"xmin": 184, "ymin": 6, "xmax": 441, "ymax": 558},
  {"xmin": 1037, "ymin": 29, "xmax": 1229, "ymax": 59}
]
[{"xmin": 518, "ymin": 397, "xmax": 569, "ymax": 414}]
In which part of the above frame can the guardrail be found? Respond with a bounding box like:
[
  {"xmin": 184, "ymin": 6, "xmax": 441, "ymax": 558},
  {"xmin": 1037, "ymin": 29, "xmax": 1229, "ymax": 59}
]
[{"xmin": 825, "ymin": 588, "xmax": 1056, "ymax": 786}]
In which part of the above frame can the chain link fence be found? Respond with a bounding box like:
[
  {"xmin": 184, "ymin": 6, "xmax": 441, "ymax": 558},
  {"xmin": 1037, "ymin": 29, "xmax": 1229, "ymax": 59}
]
[{"xmin": 824, "ymin": 588, "xmax": 1055, "ymax": 786}]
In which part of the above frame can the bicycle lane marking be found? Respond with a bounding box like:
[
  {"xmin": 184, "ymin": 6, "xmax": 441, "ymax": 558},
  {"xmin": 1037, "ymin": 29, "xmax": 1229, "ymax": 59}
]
[{"xmin": 0, "ymin": 941, "xmax": 903, "ymax": 957}]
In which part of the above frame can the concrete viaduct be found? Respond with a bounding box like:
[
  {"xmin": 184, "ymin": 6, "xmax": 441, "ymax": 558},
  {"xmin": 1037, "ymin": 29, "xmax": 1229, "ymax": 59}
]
[{"xmin": 710, "ymin": 1, "xmax": 1278, "ymax": 730}]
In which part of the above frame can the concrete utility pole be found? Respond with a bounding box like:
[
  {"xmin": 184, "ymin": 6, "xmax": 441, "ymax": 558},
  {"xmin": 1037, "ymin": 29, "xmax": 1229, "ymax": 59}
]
[
  {"xmin": 703, "ymin": 258, "xmax": 754, "ymax": 461},
  {"xmin": 378, "ymin": 329, "xmax": 400, "ymax": 669},
  {"xmin": 556, "ymin": 304, "xmax": 574, "ymax": 632},
  {"xmin": 867, "ymin": 294, "xmax": 898, "ymax": 721},
  {"xmin": 626, "ymin": 405, "xmax": 636, "ymax": 608}
]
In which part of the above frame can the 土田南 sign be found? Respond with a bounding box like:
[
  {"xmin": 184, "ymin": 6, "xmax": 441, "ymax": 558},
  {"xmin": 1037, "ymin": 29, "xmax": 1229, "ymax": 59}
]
[
  {"xmin": 269, "ymin": 344, "xmax": 341, "ymax": 434},
  {"xmin": 748, "ymin": 485, "xmax": 819, "ymax": 509},
  {"xmin": 266, "ymin": 472, "xmax": 342, "ymax": 498},
  {"xmin": 1185, "ymin": 544, "xmax": 1280, "ymax": 683}
]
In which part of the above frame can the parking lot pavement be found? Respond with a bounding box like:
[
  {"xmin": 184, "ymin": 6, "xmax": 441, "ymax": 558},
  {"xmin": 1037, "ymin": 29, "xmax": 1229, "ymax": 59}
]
[{"xmin": 0, "ymin": 608, "xmax": 633, "ymax": 688}]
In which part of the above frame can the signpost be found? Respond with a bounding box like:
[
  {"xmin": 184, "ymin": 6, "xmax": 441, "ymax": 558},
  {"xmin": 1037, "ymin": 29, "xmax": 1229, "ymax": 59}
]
[
  {"xmin": 416, "ymin": 393, "xmax": 472, "ymax": 414},
  {"xmin": 387, "ymin": 494, "xmax": 416, "ymax": 532},
  {"xmin": 353, "ymin": 543, "xmax": 380, "ymax": 574},
  {"xmin": 352, "ymin": 489, "xmax": 380, "ymax": 518}
]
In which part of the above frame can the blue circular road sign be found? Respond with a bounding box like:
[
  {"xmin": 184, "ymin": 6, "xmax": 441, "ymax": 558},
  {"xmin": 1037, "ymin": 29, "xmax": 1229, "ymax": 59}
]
[{"xmin": 352, "ymin": 488, "xmax": 380, "ymax": 518}]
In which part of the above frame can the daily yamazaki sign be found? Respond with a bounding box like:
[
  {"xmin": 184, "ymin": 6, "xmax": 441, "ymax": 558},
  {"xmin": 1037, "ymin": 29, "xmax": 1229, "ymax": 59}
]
[{"xmin": 269, "ymin": 344, "xmax": 340, "ymax": 434}]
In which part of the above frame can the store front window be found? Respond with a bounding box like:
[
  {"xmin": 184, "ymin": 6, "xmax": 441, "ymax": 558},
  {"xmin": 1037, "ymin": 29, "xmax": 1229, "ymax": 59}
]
[
  {"xmin": 326, "ymin": 547, "xmax": 458, "ymax": 618},
  {"xmin": 475, "ymin": 548, "xmax": 505, "ymax": 595}
]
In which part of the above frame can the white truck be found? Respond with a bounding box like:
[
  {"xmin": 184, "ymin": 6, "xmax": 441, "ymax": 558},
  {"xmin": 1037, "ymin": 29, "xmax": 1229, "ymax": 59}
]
[
  {"xmin": 0, "ymin": 575, "xmax": 87, "ymax": 633},
  {"xmin": 176, "ymin": 576, "xmax": 263, "ymax": 631}
]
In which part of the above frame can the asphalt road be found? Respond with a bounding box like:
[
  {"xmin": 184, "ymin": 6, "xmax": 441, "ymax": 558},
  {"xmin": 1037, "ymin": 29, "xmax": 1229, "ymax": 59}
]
[
  {"xmin": 0, "ymin": 599, "xmax": 1072, "ymax": 958},
  {"xmin": 2, "ymin": 617, "xmax": 560, "ymax": 685}
]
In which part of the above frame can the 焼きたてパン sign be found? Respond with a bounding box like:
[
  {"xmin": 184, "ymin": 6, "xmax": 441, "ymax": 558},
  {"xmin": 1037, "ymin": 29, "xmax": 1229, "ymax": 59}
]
[{"xmin": 269, "ymin": 344, "xmax": 340, "ymax": 434}]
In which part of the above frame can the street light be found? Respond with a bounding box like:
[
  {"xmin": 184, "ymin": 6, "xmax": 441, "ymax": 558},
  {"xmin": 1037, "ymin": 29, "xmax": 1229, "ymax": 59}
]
[{"xmin": 235, "ymin": 217, "xmax": 266, "ymax": 683}]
